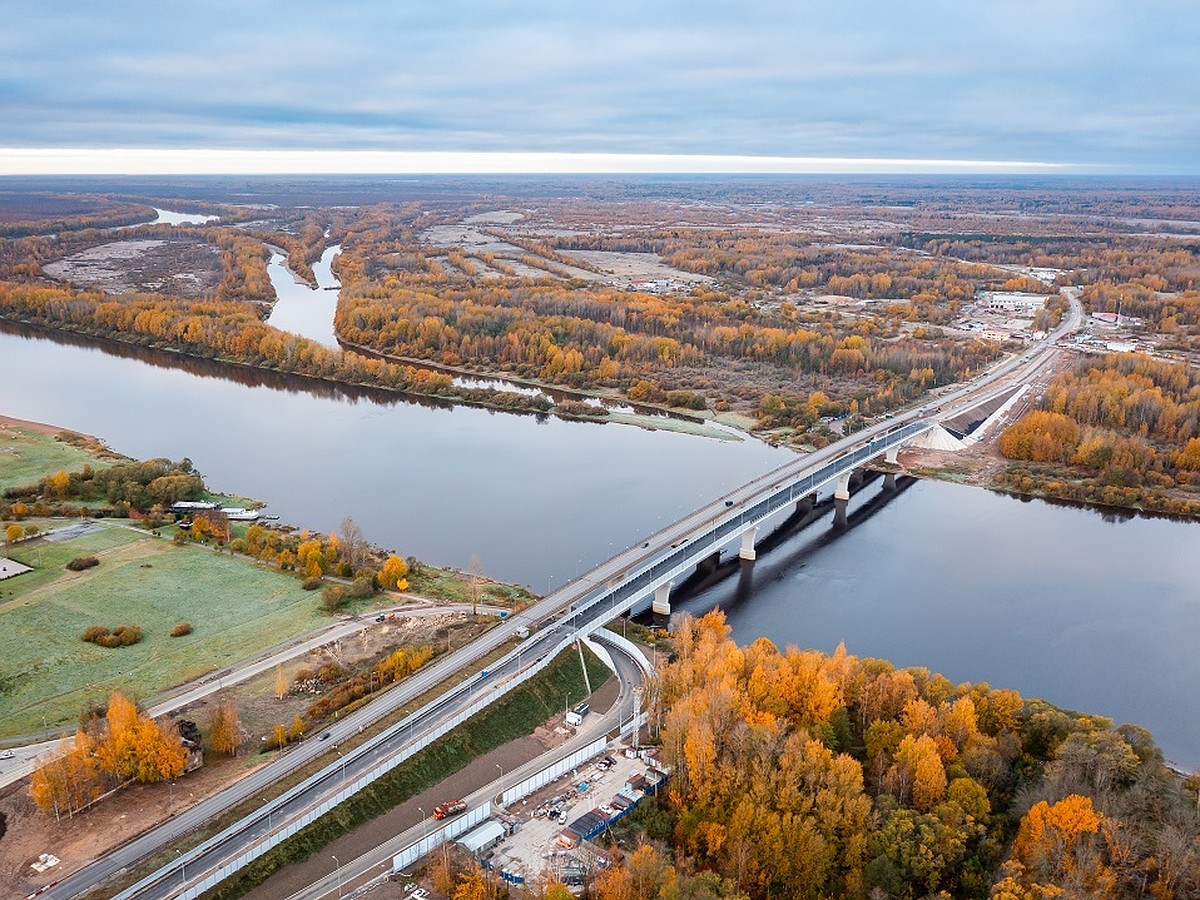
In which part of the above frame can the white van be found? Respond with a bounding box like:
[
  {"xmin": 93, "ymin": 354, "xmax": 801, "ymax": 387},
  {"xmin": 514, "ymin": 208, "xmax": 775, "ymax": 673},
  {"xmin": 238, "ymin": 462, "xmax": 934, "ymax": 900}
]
[{"xmin": 565, "ymin": 702, "xmax": 589, "ymax": 726}]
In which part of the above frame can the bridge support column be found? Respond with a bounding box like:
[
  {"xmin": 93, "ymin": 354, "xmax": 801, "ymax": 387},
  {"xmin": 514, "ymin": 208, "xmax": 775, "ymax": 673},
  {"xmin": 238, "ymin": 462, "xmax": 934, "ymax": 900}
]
[
  {"xmin": 834, "ymin": 472, "xmax": 851, "ymax": 502},
  {"xmin": 884, "ymin": 471, "xmax": 897, "ymax": 492},
  {"xmin": 652, "ymin": 581, "xmax": 673, "ymax": 617},
  {"xmin": 795, "ymin": 492, "xmax": 816, "ymax": 515},
  {"xmin": 833, "ymin": 472, "xmax": 851, "ymax": 528},
  {"xmin": 885, "ymin": 444, "xmax": 900, "ymax": 465},
  {"xmin": 738, "ymin": 526, "xmax": 759, "ymax": 561}
]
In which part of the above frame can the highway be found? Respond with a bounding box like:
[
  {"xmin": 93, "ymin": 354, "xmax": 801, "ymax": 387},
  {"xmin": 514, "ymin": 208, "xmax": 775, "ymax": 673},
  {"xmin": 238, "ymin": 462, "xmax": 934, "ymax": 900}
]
[
  {"xmin": 277, "ymin": 632, "xmax": 649, "ymax": 900},
  {"xmin": 38, "ymin": 289, "xmax": 1081, "ymax": 899}
]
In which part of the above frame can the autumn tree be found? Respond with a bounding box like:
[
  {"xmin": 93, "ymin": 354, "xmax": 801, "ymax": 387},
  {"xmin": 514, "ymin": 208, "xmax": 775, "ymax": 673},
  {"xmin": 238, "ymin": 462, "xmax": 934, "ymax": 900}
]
[
  {"xmin": 275, "ymin": 664, "xmax": 287, "ymax": 700},
  {"xmin": 1010, "ymin": 794, "xmax": 1108, "ymax": 890},
  {"xmin": 29, "ymin": 731, "xmax": 102, "ymax": 819},
  {"xmin": 209, "ymin": 697, "xmax": 244, "ymax": 756},
  {"xmin": 45, "ymin": 469, "xmax": 71, "ymax": 498},
  {"xmin": 378, "ymin": 554, "xmax": 409, "ymax": 591}
]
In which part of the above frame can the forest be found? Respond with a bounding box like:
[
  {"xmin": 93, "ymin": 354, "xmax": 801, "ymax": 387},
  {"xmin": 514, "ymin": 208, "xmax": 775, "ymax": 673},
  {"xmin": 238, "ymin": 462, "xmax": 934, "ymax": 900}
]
[
  {"xmin": 996, "ymin": 352, "xmax": 1200, "ymax": 515},
  {"xmin": 608, "ymin": 611, "xmax": 1197, "ymax": 899}
]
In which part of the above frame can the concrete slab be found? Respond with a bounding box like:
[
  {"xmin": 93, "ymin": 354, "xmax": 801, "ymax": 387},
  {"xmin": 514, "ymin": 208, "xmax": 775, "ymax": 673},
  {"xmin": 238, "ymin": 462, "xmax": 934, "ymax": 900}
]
[{"xmin": 0, "ymin": 557, "xmax": 32, "ymax": 580}]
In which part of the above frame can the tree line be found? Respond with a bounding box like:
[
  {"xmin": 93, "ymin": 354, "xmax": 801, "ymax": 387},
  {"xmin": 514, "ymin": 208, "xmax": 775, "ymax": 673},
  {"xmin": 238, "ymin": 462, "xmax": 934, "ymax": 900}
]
[{"xmin": 997, "ymin": 352, "xmax": 1200, "ymax": 515}]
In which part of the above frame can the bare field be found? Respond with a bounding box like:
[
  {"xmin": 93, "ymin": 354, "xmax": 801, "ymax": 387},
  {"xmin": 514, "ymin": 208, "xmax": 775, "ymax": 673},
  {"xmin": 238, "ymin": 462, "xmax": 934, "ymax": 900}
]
[
  {"xmin": 42, "ymin": 237, "xmax": 223, "ymax": 297},
  {"xmin": 567, "ymin": 248, "xmax": 713, "ymax": 283}
]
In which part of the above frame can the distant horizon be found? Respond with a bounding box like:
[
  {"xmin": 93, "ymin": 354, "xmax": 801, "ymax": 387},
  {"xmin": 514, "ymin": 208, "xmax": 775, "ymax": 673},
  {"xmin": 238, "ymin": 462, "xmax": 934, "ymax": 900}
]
[{"xmin": 0, "ymin": 148, "xmax": 1120, "ymax": 178}]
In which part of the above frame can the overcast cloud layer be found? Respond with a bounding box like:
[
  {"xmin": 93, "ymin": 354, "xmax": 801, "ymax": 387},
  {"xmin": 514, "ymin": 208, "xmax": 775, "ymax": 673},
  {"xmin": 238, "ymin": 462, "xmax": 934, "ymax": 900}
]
[{"xmin": 2, "ymin": 1, "xmax": 1196, "ymax": 173}]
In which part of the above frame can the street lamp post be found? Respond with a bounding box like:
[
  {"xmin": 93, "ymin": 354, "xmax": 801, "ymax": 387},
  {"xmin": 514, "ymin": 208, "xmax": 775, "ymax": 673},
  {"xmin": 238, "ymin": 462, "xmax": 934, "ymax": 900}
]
[
  {"xmin": 335, "ymin": 747, "xmax": 346, "ymax": 783},
  {"xmin": 332, "ymin": 854, "xmax": 342, "ymax": 898},
  {"xmin": 175, "ymin": 848, "xmax": 185, "ymax": 884},
  {"xmin": 495, "ymin": 762, "xmax": 503, "ymax": 782},
  {"xmin": 262, "ymin": 797, "xmax": 272, "ymax": 832}
]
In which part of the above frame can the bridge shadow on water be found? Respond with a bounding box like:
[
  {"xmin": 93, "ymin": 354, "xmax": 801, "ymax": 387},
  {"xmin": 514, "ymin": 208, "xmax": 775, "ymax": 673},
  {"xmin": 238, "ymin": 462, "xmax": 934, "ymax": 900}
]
[{"xmin": 639, "ymin": 471, "xmax": 919, "ymax": 625}]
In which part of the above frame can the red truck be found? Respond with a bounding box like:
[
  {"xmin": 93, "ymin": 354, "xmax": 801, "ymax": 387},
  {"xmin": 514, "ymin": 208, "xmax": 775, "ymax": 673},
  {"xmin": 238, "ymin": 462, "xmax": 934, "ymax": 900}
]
[{"xmin": 432, "ymin": 799, "xmax": 467, "ymax": 820}]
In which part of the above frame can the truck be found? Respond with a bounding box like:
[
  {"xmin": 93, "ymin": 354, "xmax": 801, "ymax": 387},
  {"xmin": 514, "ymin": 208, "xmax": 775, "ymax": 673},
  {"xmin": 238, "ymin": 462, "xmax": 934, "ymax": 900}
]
[
  {"xmin": 432, "ymin": 799, "xmax": 467, "ymax": 820},
  {"xmin": 565, "ymin": 702, "xmax": 590, "ymax": 727}
]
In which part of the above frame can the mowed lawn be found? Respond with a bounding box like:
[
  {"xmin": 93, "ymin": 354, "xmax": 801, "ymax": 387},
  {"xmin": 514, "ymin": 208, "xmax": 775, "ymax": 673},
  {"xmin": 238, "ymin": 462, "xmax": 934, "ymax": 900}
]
[
  {"xmin": 0, "ymin": 523, "xmax": 324, "ymax": 737},
  {"xmin": 0, "ymin": 424, "xmax": 118, "ymax": 491}
]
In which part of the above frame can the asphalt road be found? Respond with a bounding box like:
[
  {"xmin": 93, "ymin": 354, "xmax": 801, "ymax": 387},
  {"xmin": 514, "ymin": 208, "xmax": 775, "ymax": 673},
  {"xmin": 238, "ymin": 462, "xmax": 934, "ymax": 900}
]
[{"xmin": 277, "ymin": 632, "xmax": 648, "ymax": 900}]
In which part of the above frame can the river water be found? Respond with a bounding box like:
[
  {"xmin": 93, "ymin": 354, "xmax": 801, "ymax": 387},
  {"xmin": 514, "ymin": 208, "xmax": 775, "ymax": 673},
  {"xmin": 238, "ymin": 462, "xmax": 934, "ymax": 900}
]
[
  {"xmin": 265, "ymin": 245, "xmax": 342, "ymax": 347},
  {"xmin": 151, "ymin": 208, "xmax": 218, "ymax": 226},
  {"xmin": 0, "ymin": 325, "xmax": 788, "ymax": 591}
]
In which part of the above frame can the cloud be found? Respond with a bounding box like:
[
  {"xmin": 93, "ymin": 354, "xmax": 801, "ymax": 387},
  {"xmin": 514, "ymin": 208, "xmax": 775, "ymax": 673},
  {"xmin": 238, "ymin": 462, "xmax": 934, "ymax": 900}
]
[{"xmin": 2, "ymin": 1, "xmax": 1197, "ymax": 172}]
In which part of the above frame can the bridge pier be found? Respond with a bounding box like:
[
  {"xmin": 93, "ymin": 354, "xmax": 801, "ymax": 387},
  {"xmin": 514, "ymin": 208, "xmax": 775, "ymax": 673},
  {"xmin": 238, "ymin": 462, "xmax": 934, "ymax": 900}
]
[
  {"xmin": 884, "ymin": 471, "xmax": 897, "ymax": 492},
  {"xmin": 795, "ymin": 492, "xmax": 816, "ymax": 515},
  {"xmin": 652, "ymin": 580, "xmax": 673, "ymax": 617},
  {"xmin": 885, "ymin": 444, "xmax": 900, "ymax": 465},
  {"xmin": 738, "ymin": 526, "xmax": 759, "ymax": 561},
  {"xmin": 833, "ymin": 472, "xmax": 851, "ymax": 528}
]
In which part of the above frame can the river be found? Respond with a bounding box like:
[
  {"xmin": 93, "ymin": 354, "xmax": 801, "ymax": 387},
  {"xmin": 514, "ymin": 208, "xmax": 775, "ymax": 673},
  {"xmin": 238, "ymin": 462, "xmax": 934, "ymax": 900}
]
[
  {"xmin": 265, "ymin": 245, "xmax": 342, "ymax": 347},
  {"xmin": 0, "ymin": 324, "xmax": 788, "ymax": 592}
]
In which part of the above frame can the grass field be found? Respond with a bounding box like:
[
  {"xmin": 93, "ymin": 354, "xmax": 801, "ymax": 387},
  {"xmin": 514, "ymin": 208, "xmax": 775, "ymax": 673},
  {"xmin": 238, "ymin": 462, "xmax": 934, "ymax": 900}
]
[
  {"xmin": 0, "ymin": 522, "xmax": 325, "ymax": 737},
  {"xmin": 0, "ymin": 423, "xmax": 120, "ymax": 492}
]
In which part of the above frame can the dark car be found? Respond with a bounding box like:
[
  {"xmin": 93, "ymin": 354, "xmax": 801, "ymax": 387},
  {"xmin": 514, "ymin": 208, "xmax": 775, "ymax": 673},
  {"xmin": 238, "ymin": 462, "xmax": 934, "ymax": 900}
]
[{"xmin": 319, "ymin": 732, "xmax": 331, "ymax": 741}]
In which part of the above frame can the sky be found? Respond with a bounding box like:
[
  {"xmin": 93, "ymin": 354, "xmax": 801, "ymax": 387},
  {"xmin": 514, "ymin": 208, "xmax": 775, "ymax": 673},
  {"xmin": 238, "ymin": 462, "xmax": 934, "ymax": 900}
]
[{"xmin": 1, "ymin": 1, "xmax": 1196, "ymax": 175}]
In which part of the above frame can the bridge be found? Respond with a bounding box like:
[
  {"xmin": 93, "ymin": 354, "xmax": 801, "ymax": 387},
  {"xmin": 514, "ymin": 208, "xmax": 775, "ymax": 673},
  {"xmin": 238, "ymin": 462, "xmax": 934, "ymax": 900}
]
[{"xmin": 557, "ymin": 419, "xmax": 935, "ymax": 623}]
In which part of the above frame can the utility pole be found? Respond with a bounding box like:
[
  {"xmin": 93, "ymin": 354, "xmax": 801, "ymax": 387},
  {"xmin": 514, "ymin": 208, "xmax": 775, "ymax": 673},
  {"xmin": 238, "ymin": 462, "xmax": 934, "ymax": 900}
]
[{"xmin": 576, "ymin": 640, "xmax": 592, "ymax": 695}]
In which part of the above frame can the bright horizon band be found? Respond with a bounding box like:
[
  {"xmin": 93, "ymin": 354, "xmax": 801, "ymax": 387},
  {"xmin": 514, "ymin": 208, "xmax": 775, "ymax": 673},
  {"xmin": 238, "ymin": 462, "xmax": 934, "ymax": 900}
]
[{"xmin": 0, "ymin": 148, "xmax": 1082, "ymax": 176}]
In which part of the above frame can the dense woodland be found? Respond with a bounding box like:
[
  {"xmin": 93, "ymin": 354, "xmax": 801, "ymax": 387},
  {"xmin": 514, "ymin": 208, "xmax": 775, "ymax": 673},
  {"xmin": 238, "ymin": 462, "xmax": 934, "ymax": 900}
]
[
  {"xmin": 614, "ymin": 611, "xmax": 1198, "ymax": 899},
  {"xmin": 997, "ymin": 353, "xmax": 1200, "ymax": 514}
]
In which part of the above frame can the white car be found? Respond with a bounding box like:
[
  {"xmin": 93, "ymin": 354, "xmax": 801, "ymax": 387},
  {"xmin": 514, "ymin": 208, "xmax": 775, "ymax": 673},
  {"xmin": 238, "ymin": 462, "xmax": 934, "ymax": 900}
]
[{"xmin": 0, "ymin": 750, "xmax": 15, "ymax": 760}]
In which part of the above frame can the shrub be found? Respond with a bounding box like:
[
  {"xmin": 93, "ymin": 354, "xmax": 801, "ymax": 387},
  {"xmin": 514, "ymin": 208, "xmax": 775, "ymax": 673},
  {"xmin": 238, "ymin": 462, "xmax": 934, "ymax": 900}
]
[
  {"xmin": 349, "ymin": 575, "xmax": 375, "ymax": 599},
  {"xmin": 66, "ymin": 555, "xmax": 100, "ymax": 571},
  {"xmin": 321, "ymin": 584, "xmax": 349, "ymax": 612},
  {"xmin": 82, "ymin": 624, "xmax": 142, "ymax": 647},
  {"xmin": 81, "ymin": 625, "xmax": 110, "ymax": 643},
  {"xmin": 112, "ymin": 625, "xmax": 142, "ymax": 646},
  {"xmin": 302, "ymin": 576, "xmax": 322, "ymax": 591},
  {"xmin": 170, "ymin": 622, "xmax": 193, "ymax": 637}
]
